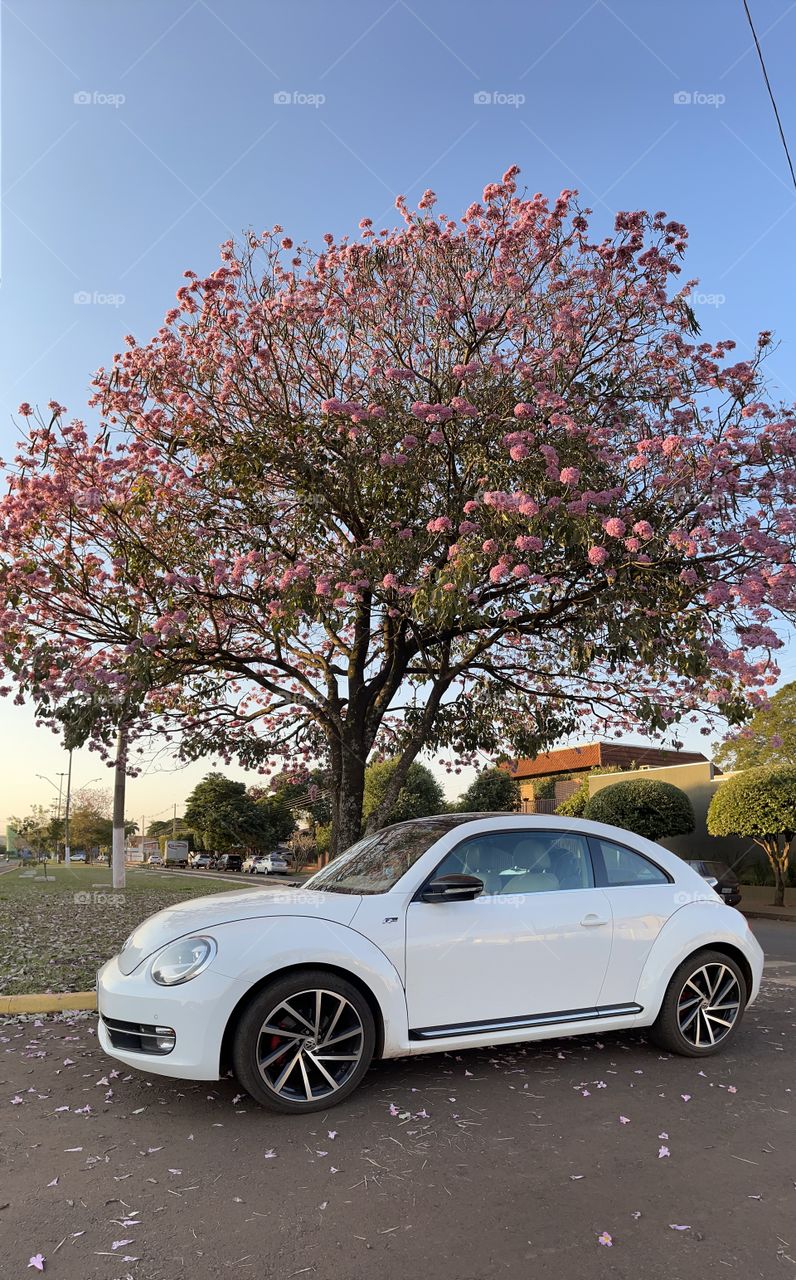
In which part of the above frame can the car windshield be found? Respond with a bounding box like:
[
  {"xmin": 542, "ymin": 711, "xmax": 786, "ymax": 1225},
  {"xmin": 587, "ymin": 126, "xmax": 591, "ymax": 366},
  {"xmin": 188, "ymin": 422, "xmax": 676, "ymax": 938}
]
[
  {"xmin": 305, "ymin": 815, "xmax": 483, "ymax": 895},
  {"xmin": 689, "ymin": 860, "xmax": 730, "ymax": 876}
]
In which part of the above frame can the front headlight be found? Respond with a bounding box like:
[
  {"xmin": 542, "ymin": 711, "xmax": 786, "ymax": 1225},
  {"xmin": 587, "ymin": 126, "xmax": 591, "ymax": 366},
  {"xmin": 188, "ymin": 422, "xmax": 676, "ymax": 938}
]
[{"xmin": 151, "ymin": 936, "xmax": 217, "ymax": 986}]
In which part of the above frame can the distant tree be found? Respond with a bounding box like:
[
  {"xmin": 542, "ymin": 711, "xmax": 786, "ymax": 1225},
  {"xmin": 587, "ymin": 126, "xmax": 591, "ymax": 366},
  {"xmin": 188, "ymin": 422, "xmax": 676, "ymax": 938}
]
[
  {"xmin": 458, "ymin": 767, "xmax": 519, "ymax": 812},
  {"xmin": 68, "ymin": 807, "xmax": 112, "ymax": 856},
  {"xmin": 184, "ymin": 773, "xmax": 294, "ymax": 852},
  {"xmin": 363, "ymin": 759, "xmax": 445, "ymax": 832},
  {"xmin": 715, "ymin": 683, "xmax": 796, "ymax": 772},
  {"xmin": 707, "ymin": 766, "xmax": 796, "ymax": 907},
  {"xmin": 8, "ymin": 805, "xmax": 54, "ymax": 861},
  {"xmin": 584, "ymin": 778, "xmax": 695, "ymax": 841},
  {"xmin": 255, "ymin": 794, "xmax": 296, "ymax": 849},
  {"xmin": 265, "ymin": 768, "xmax": 333, "ymax": 827},
  {"xmin": 286, "ymin": 830, "xmax": 318, "ymax": 874}
]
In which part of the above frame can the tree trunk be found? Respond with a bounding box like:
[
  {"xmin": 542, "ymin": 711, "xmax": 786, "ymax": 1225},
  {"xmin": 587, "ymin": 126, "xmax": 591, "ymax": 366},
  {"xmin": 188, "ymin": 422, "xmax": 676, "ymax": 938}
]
[
  {"xmin": 329, "ymin": 732, "xmax": 368, "ymax": 858},
  {"xmin": 111, "ymin": 723, "xmax": 128, "ymax": 890},
  {"xmin": 773, "ymin": 860, "xmax": 785, "ymax": 908},
  {"xmin": 363, "ymin": 675, "xmax": 455, "ymax": 835}
]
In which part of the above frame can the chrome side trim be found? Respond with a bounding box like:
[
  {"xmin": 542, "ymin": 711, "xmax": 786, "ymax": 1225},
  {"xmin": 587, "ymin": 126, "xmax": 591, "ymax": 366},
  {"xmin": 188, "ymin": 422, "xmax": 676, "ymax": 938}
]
[{"xmin": 409, "ymin": 1003, "xmax": 643, "ymax": 1040}]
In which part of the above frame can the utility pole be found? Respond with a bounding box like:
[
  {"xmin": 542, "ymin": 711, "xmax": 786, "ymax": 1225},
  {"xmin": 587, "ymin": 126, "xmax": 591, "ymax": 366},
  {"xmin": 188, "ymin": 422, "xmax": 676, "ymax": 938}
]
[
  {"xmin": 63, "ymin": 749, "xmax": 73, "ymax": 864},
  {"xmin": 111, "ymin": 723, "xmax": 128, "ymax": 890},
  {"xmin": 172, "ymin": 803, "xmax": 177, "ymax": 838}
]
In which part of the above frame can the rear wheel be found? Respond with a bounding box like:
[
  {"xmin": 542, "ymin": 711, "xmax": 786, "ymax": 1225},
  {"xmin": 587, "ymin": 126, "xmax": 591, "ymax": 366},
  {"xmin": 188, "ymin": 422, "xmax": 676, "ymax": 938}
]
[
  {"xmin": 232, "ymin": 970, "xmax": 376, "ymax": 1113},
  {"xmin": 650, "ymin": 949, "xmax": 747, "ymax": 1056}
]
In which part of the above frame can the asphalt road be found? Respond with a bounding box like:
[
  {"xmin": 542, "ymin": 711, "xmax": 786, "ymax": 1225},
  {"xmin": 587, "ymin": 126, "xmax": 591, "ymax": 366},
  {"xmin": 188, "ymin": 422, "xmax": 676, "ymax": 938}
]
[{"xmin": 1, "ymin": 920, "xmax": 794, "ymax": 1280}]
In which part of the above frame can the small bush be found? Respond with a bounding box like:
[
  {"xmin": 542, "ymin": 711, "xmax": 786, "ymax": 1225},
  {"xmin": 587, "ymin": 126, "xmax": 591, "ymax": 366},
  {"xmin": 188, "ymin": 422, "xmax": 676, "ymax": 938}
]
[
  {"xmin": 584, "ymin": 779, "xmax": 695, "ymax": 841},
  {"xmin": 556, "ymin": 779, "xmax": 589, "ymax": 817}
]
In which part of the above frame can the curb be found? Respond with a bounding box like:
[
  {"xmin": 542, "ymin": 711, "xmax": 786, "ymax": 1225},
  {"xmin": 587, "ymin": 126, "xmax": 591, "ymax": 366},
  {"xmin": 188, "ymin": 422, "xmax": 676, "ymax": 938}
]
[
  {"xmin": 0, "ymin": 991, "xmax": 97, "ymax": 1015},
  {"xmin": 741, "ymin": 909, "xmax": 796, "ymax": 924}
]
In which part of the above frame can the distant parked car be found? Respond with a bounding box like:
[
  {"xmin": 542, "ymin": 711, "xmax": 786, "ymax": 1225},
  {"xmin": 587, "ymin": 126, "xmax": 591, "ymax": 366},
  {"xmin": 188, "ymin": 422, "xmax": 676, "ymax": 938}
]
[
  {"xmin": 255, "ymin": 852, "xmax": 289, "ymax": 876},
  {"xmin": 147, "ymin": 855, "xmax": 163, "ymax": 867},
  {"xmin": 686, "ymin": 860, "xmax": 742, "ymax": 907},
  {"xmin": 242, "ymin": 855, "xmax": 260, "ymax": 874},
  {"xmin": 215, "ymin": 853, "xmax": 243, "ymax": 873},
  {"xmin": 189, "ymin": 853, "xmax": 211, "ymax": 870},
  {"xmin": 70, "ymin": 852, "xmax": 87, "ymax": 863}
]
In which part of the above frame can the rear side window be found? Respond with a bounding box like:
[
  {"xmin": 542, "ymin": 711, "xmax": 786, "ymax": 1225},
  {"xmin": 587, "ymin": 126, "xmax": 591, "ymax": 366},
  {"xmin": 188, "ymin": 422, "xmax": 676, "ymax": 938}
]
[{"xmin": 590, "ymin": 837, "xmax": 670, "ymax": 887}]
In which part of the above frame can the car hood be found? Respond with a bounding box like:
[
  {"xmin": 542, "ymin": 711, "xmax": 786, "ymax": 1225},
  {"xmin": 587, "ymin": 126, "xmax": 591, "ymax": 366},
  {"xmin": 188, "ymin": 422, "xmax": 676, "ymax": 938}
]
[{"xmin": 117, "ymin": 887, "xmax": 361, "ymax": 975}]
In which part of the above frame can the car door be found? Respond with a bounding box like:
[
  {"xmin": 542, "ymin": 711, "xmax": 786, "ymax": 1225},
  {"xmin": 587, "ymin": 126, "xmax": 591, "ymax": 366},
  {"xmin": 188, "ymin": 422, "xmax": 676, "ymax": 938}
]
[
  {"xmin": 587, "ymin": 834, "xmax": 680, "ymax": 1007},
  {"xmin": 404, "ymin": 829, "xmax": 613, "ymax": 1035}
]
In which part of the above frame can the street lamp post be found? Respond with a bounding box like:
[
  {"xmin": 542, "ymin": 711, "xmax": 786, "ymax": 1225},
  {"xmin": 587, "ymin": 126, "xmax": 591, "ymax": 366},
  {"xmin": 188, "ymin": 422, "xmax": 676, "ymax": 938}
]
[{"xmin": 36, "ymin": 770, "xmax": 67, "ymax": 859}]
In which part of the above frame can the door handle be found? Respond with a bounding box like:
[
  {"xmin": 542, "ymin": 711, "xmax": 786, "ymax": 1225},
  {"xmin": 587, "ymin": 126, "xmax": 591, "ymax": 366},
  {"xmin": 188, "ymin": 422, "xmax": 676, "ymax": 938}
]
[{"xmin": 580, "ymin": 914, "xmax": 609, "ymax": 928}]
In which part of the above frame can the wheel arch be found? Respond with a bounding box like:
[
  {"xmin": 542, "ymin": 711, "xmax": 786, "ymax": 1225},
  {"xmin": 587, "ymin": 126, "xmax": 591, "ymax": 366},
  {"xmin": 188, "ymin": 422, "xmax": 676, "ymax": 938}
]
[
  {"xmin": 683, "ymin": 942, "xmax": 753, "ymax": 1004},
  {"xmin": 219, "ymin": 962, "xmax": 386, "ymax": 1075}
]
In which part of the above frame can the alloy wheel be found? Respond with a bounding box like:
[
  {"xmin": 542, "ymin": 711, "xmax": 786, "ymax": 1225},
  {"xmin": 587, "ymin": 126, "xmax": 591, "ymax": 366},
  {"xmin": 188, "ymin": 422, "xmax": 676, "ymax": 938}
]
[
  {"xmin": 676, "ymin": 963, "xmax": 742, "ymax": 1048},
  {"xmin": 255, "ymin": 988, "xmax": 365, "ymax": 1103}
]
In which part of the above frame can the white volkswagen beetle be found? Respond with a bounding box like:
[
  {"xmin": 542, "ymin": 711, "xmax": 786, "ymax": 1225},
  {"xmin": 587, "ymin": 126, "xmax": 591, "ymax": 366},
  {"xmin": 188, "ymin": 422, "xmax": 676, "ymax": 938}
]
[{"xmin": 97, "ymin": 814, "xmax": 763, "ymax": 1113}]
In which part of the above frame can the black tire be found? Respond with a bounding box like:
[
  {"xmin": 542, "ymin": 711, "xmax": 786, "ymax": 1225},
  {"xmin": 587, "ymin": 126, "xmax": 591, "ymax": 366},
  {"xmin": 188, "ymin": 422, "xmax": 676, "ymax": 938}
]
[
  {"xmin": 232, "ymin": 969, "xmax": 376, "ymax": 1114},
  {"xmin": 650, "ymin": 949, "xmax": 747, "ymax": 1057}
]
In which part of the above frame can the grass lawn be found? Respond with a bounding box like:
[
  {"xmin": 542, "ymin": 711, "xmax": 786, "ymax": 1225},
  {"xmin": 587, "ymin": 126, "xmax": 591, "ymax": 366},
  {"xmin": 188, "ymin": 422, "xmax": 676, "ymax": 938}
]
[{"xmin": 0, "ymin": 862, "xmax": 259, "ymax": 995}]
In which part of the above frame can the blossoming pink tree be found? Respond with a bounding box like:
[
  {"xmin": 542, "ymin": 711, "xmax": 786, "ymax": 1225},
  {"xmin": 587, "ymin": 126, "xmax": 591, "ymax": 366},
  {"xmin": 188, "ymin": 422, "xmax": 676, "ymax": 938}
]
[{"xmin": 2, "ymin": 167, "xmax": 795, "ymax": 854}]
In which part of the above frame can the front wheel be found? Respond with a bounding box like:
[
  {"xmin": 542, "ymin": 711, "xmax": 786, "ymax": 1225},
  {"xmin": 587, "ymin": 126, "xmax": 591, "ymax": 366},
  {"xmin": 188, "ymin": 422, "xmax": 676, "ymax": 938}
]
[
  {"xmin": 650, "ymin": 949, "xmax": 747, "ymax": 1056},
  {"xmin": 232, "ymin": 970, "xmax": 376, "ymax": 1113}
]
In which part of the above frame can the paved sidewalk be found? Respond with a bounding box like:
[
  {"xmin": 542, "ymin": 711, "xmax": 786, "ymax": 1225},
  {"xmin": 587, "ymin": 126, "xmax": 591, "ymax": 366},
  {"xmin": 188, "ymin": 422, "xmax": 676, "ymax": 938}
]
[{"xmin": 738, "ymin": 884, "xmax": 796, "ymax": 922}]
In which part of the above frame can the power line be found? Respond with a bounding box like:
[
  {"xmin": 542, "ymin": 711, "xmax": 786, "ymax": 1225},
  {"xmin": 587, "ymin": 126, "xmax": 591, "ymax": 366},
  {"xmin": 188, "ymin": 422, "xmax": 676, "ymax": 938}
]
[{"xmin": 742, "ymin": 0, "xmax": 796, "ymax": 190}]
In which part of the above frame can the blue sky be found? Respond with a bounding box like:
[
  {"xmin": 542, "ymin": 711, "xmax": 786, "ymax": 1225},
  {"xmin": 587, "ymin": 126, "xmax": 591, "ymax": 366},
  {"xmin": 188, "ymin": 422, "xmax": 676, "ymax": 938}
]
[{"xmin": 2, "ymin": 0, "xmax": 795, "ymax": 828}]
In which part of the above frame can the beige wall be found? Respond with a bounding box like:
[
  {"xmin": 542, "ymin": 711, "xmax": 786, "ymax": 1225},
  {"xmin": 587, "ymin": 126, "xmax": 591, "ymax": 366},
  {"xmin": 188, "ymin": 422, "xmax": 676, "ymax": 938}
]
[{"xmin": 587, "ymin": 762, "xmax": 756, "ymax": 870}]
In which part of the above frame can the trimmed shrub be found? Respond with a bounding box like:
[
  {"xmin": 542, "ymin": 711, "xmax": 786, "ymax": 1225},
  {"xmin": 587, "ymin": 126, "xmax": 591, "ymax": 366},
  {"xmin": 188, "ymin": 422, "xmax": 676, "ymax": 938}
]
[
  {"xmin": 708, "ymin": 765, "xmax": 796, "ymax": 906},
  {"xmin": 584, "ymin": 779, "xmax": 695, "ymax": 841}
]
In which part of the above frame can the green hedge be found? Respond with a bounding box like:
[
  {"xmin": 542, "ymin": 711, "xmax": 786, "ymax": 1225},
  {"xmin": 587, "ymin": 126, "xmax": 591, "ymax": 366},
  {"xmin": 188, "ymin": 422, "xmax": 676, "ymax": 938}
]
[{"xmin": 584, "ymin": 779, "xmax": 695, "ymax": 841}]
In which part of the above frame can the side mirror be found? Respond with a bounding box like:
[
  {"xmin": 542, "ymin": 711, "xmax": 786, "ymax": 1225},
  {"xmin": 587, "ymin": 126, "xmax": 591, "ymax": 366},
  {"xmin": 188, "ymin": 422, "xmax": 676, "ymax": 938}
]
[{"xmin": 421, "ymin": 873, "xmax": 484, "ymax": 903}]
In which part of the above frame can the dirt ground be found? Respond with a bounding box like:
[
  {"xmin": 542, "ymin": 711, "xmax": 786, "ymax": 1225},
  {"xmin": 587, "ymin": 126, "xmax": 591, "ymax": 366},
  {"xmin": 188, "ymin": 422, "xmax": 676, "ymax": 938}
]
[{"xmin": 1, "ymin": 920, "xmax": 794, "ymax": 1280}]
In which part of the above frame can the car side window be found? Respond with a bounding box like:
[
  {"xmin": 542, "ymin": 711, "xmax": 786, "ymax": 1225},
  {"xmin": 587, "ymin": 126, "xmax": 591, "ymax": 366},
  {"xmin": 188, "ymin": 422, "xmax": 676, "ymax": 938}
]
[
  {"xmin": 591, "ymin": 838, "xmax": 670, "ymax": 887},
  {"xmin": 432, "ymin": 831, "xmax": 594, "ymax": 896}
]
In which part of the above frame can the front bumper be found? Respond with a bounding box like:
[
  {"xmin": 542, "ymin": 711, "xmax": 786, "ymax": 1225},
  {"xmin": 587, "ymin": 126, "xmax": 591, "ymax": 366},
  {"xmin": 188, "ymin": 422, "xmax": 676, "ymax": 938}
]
[{"xmin": 97, "ymin": 953, "xmax": 234, "ymax": 1081}]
